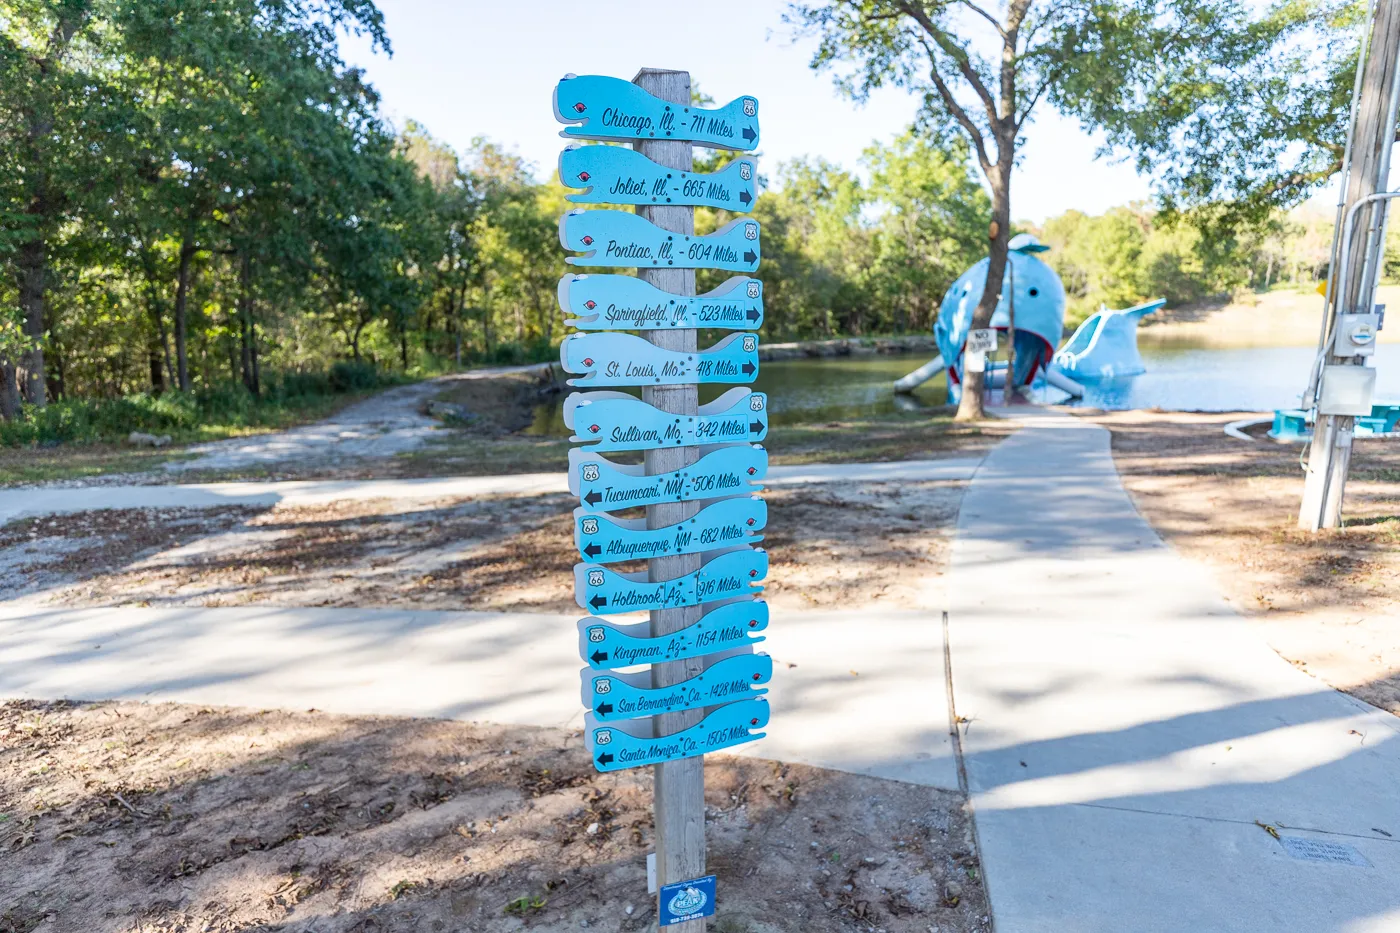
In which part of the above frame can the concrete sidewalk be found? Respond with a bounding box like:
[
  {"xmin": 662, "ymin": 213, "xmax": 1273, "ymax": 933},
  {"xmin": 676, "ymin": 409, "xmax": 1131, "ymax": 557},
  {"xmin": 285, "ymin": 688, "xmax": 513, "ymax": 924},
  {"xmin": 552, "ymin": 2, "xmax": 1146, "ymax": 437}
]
[
  {"xmin": 0, "ymin": 603, "xmax": 958, "ymax": 790},
  {"xmin": 948, "ymin": 411, "xmax": 1400, "ymax": 932},
  {"xmin": 0, "ymin": 457, "xmax": 981, "ymax": 525}
]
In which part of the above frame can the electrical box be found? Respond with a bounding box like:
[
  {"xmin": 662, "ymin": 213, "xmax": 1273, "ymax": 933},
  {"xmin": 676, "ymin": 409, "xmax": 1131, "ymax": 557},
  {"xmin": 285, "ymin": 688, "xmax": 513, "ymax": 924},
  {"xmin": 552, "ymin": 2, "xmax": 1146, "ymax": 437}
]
[
  {"xmin": 1335, "ymin": 313, "xmax": 1381, "ymax": 356},
  {"xmin": 1318, "ymin": 364, "xmax": 1376, "ymax": 416}
]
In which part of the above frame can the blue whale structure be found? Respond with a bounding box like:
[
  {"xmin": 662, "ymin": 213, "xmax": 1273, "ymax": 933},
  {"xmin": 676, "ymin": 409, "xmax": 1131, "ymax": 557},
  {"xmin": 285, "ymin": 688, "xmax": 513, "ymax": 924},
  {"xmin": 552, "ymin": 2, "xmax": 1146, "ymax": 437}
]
[
  {"xmin": 1054, "ymin": 299, "xmax": 1166, "ymax": 380},
  {"xmin": 933, "ymin": 237, "xmax": 1066, "ymax": 401},
  {"xmin": 901, "ymin": 234, "xmax": 1164, "ymax": 402}
]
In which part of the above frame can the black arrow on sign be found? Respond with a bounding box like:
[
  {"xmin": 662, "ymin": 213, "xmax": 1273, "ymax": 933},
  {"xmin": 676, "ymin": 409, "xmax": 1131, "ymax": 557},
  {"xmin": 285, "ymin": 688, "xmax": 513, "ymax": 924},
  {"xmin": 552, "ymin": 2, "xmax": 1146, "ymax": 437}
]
[
  {"xmin": 595, "ymin": 701, "xmax": 614, "ymax": 715},
  {"xmin": 743, "ymin": 250, "xmax": 757, "ymax": 264},
  {"xmin": 590, "ymin": 595, "xmax": 607, "ymax": 610},
  {"xmin": 746, "ymin": 308, "xmax": 760, "ymax": 322},
  {"xmin": 750, "ymin": 420, "xmax": 764, "ymax": 434},
  {"xmin": 584, "ymin": 490, "xmax": 602, "ymax": 506},
  {"xmin": 596, "ymin": 752, "xmax": 614, "ymax": 767},
  {"xmin": 584, "ymin": 543, "xmax": 602, "ymax": 558},
  {"xmin": 590, "ymin": 649, "xmax": 608, "ymax": 664},
  {"xmin": 739, "ymin": 189, "xmax": 752, "ymax": 205},
  {"xmin": 742, "ymin": 126, "xmax": 756, "ymax": 142},
  {"xmin": 741, "ymin": 361, "xmax": 755, "ymax": 375}
]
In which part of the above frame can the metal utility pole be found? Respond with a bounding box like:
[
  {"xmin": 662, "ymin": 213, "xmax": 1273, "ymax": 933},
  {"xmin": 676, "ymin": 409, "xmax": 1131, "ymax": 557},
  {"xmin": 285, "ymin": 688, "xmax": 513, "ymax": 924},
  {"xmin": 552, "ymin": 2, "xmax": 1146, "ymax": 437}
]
[
  {"xmin": 634, "ymin": 67, "xmax": 707, "ymax": 931},
  {"xmin": 1299, "ymin": 0, "xmax": 1400, "ymax": 531}
]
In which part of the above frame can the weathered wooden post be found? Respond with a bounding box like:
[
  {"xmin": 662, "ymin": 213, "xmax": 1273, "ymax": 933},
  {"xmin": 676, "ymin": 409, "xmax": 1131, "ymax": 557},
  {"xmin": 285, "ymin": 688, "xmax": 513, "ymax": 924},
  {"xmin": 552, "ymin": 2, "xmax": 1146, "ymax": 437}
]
[{"xmin": 554, "ymin": 72, "xmax": 769, "ymax": 929}]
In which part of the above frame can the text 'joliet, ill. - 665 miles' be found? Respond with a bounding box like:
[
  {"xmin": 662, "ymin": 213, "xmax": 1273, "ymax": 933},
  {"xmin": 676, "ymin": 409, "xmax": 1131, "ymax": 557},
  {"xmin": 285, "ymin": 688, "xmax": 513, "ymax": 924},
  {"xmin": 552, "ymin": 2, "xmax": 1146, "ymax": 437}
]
[{"xmin": 553, "ymin": 69, "xmax": 767, "ymax": 928}]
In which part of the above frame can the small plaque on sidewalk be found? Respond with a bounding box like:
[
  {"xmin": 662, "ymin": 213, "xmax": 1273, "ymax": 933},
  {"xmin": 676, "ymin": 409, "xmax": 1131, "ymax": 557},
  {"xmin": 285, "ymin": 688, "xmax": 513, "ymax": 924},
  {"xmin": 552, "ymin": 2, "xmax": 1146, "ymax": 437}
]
[{"xmin": 1278, "ymin": 836, "xmax": 1372, "ymax": 867}]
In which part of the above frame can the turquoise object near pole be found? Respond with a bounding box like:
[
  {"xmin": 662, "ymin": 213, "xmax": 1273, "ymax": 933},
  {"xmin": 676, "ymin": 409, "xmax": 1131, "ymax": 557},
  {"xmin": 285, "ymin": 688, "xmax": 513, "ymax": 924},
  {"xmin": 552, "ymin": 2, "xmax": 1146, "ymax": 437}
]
[
  {"xmin": 561, "ymin": 331, "xmax": 758, "ymax": 387},
  {"xmin": 559, "ymin": 210, "xmax": 760, "ymax": 272},
  {"xmin": 553, "ymin": 74, "xmax": 759, "ymax": 150},
  {"xmin": 577, "ymin": 600, "xmax": 770, "ymax": 670},
  {"xmin": 560, "ymin": 145, "xmax": 757, "ymax": 212},
  {"xmin": 559, "ymin": 274, "xmax": 762, "ymax": 331},
  {"xmin": 568, "ymin": 445, "xmax": 767, "ymax": 512},
  {"xmin": 586, "ymin": 697, "xmax": 770, "ymax": 771},
  {"xmin": 573, "ymin": 547, "xmax": 767, "ymax": 615},
  {"xmin": 574, "ymin": 495, "xmax": 766, "ymax": 563},
  {"xmin": 564, "ymin": 388, "xmax": 768, "ymax": 452},
  {"xmin": 582, "ymin": 651, "xmax": 772, "ymax": 722}
]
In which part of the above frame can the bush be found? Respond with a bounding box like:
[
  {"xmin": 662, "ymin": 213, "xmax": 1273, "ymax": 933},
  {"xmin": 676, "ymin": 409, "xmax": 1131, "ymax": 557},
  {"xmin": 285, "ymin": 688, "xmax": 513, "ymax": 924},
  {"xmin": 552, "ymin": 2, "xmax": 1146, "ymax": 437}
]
[{"xmin": 0, "ymin": 360, "xmax": 401, "ymax": 448}]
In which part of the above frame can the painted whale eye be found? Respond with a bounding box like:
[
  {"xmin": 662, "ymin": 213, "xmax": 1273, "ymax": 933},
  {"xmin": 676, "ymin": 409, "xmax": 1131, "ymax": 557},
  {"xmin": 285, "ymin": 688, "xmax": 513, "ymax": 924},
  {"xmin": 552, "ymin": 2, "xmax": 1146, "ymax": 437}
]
[{"xmin": 1029, "ymin": 287, "xmax": 1039, "ymax": 297}]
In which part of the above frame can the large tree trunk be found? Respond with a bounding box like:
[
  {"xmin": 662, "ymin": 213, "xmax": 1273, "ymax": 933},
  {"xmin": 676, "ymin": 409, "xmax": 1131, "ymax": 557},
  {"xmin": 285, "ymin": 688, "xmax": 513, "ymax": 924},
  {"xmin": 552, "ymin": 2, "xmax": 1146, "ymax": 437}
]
[
  {"xmin": 16, "ymin": 239, "xmax": 47, "ymax": 408},
  {"xmin": 955, "ymin": 167, "xmax": 1012, "ymax": 421},
  {"xmin": 0, "ymin": 359, "xmax": 19, "ymax": 420},
  {"xmin": 173, "ymin": 235, "xmax": 196, "ymax": 392}
]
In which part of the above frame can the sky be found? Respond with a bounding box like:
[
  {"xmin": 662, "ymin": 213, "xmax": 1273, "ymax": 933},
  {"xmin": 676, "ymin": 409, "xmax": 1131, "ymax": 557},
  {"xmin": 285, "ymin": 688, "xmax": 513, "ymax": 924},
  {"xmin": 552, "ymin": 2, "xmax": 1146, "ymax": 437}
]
[{"xmin": 338, "ymin": 0, "xmax": 1163, "ymax": 223}]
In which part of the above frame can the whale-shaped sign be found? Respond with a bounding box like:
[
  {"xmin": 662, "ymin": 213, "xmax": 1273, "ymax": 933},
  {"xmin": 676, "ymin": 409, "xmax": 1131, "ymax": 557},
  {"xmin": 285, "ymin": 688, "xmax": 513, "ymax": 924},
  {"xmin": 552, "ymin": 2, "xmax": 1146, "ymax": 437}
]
[
  {"xmin": 578, "ymin": 600, "xmax": 769, "ymax": 670},
  {"xmin": 554, "ymin": 74, "xmax": 759, "ymax": 150},
  {"xmin": 560, "ymin": 274, "xmax": 763, "ymax": 331},
  {"xmin": 560, "ymin": 211, "xmax": 760, "ymax": 272},
  {"xmin": 582, "ymin": 650, "xmax": 771, "ymax": 721},
  {"xmin": 575, "ymin": 495, "xmax": 766, "ymax": 563},
  {"xmin": 573, "ymin": 547, "xmax": 767, "ymax": 615},
  {"xmin": 561, "ymin": 332, "xmax": 758, "ymax": 387},
  {"xmin": 564, "ymin": 388, "xmax": 768, "ymax": 452},
  {"xmin": 560, "ymin": 146, "xmax": 757, "ymax": 212},
  {"xmin": 586, "ymin": 697, "xmax": 770, "ymax": 771},
  {"xmin": 569, "ymin": 446, "xmax": 767, "ymax": 512}
]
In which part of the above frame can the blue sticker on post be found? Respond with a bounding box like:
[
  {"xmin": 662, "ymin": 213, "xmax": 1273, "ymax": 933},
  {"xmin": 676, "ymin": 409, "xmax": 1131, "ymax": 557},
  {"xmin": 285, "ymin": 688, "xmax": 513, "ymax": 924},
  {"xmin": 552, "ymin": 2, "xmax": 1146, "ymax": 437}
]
[
  {"xmin": 574, "ymin": 547, "xmax": 767, "ymax": 615},
  {"xmin": 659, "ymin": 875, "xmax": 717, "ymax": 927},
  {"xmin": 554, "ymin": 74, "xmax": 758, "ymax": 150},
  {"xmin": 564, "ymin": 388, "xmax": 768, "ymax": 452},
  {"xmin": 586, "ymin": 697, "xmax": 770, "ymax": 771},
  {"xmin": 559, "ymin": 210, "xmax": 760, "ymax": 272},
  {"xmin": 561, "ymin": 332, "xmax": 758, "ymax": 387},
  {"xmin": 578, "ymin": 600, "xmax": 769, "ymax": 669},
  {"xmin": 570, "ymin": 446, "xmax": 767, "ymax": 512},
  {"xmin": 560, "ymin": 274, "xmax": 763, "ymax": 331},
  {"xmin": 582, "ymin": 651, "xmax": 772, "ymax": 721},
  {"xmin": 560, "ymin": 146, "xmax": 757, "ymax": 212},
  {"xmin": 575, "ymin": 496, "xmax": 766, "ymax": 563}
]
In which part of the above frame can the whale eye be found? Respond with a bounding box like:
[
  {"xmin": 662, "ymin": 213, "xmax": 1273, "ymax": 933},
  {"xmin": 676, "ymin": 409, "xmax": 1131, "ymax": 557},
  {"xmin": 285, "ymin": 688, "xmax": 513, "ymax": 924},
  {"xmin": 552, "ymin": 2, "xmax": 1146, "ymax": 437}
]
[{"xmin": 1029, "ymin": 287, "xmax": 1039, "ymax": 297}]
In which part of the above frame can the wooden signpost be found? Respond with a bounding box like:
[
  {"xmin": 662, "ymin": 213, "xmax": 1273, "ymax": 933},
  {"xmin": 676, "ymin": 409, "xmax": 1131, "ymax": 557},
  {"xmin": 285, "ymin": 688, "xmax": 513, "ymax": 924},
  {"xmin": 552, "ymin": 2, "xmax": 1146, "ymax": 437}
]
[{"xmin": 554, "ymin": 69, "xmax": 766, "ymax": 930}]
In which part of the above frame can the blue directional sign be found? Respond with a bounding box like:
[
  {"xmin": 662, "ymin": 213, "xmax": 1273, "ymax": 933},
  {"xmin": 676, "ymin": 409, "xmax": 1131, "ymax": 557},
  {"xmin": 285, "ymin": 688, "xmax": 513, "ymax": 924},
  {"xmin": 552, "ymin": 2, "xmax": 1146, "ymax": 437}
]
[
  {"xmin": 660, "ymin": 875, "xmax": 717, "ymax": 927},
  {"xmin": 564, "ymin": 388, "xmax": 768, "ymax": 452},
  {"xmin": 575, "ymin": 496, "xmax": 766, "ymax": 563},
  {"xmin": 560, "ymin": 211, "xmax": 760, "ymax": 272},
  {"xmin": 574, "ymin": 547, "xmax": 767, "ymax": 615},
  {"xmin": 586, "ymin": 697, "xmax": 770, "ymax": 771},
  {"xmin": 561, "ymin": 146, "xmax": 757, "ymax": 212},
  {"xmin": 554, "ymin": 74, "xmax": 759, "ymax": 150},
  {"xmin": 570, "ymin": 446, "xmax": 767, "ymax": 512},
  {"xmin": 561, "ymin": 332, "xmax": 758, "ymax": 387},
  {"xmin": 582, "ymin": 651, "xmax": 772, "ymax": 721},
  {"xmin": 560, "ymin": 274, "xmax": 763, "ymax": 331},
  {"xmin": 578, "ymin": 600, "xmax": 769, "ymax": 670}
]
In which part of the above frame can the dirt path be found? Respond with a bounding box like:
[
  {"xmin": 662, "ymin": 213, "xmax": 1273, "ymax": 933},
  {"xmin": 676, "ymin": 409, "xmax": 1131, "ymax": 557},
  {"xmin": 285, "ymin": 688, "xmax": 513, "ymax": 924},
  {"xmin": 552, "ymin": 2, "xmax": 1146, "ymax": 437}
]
[
  {"xmin": 0, "ymin": 479, "xmax": 964, "ymax": 614},
  {"xmin": 1081, "ymin": 410, "xmax": 1400, "ymax": 716},
  {"xmin": 0, "ymin": 699, "xmax": 988, "ymax": 933}
]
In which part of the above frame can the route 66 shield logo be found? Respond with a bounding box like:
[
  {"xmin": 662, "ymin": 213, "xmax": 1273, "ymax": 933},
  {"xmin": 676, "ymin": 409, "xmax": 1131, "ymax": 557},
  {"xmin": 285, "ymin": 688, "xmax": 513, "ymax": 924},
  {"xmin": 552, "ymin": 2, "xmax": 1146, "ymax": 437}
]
[
  {"xmin": 581, "ymin": 518, "xmax": 599, "ymax": 535},
  {"xmin": 588, "ymin": 570, "xmax": 604, "ymax": 587},
  {"xmin": 739, "ymin": 162, "xmax": 752, "ymax": 181},
  {"xmin": 588, "ymin": 626, "xmax": 605, "ymax": 643},
  {"xmin": 742, "ymin": 336, "xmax": 756, "ymax": 352},
  {"xmin": 743, "ymin": 98, "xmax": 756, "ymax": 117},
  {"xmin": 594, "ymin": 678, "xmax": 612, "ymax": 695},
  {"xmin": 749, "ymin": 395, "xmax": 764, "ymax": 411},
  {"xmin": 746, "ymin": 282, "xmax": 760, "ymax": 299},
  {"xmin": 744, "ymin": 223, "xmax": 758, "ymax": 240},
  {"xmin": 582, "ymin": 463, "xmax": 600, "ymax": 482},
  {"xmin": 595, "ymin": 729, "xmax": 612, "ymax": 745}
]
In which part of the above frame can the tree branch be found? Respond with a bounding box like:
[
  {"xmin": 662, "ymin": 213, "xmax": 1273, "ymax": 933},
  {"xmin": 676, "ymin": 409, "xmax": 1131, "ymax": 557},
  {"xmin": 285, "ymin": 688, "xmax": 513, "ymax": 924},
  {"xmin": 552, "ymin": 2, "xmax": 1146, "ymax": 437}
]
[
  {"xmin": 915, "ymin": 34, "xmax": 994, "ymax": 173},
  {"xmin": 897, "ymin": 1, "xmax": 1000, "ymax": 127},
  {"xmin": 956, "ymin": 0, "xmax": 1005, "ymax": 37}
]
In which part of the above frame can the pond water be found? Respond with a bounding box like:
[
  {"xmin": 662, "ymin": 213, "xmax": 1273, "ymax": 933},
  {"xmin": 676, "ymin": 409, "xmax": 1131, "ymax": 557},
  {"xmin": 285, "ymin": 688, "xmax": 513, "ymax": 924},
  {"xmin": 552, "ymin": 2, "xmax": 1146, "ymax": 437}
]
[{"xmin": 525, "ymin": 341, "xmax": 1400, "ymax": 435}]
